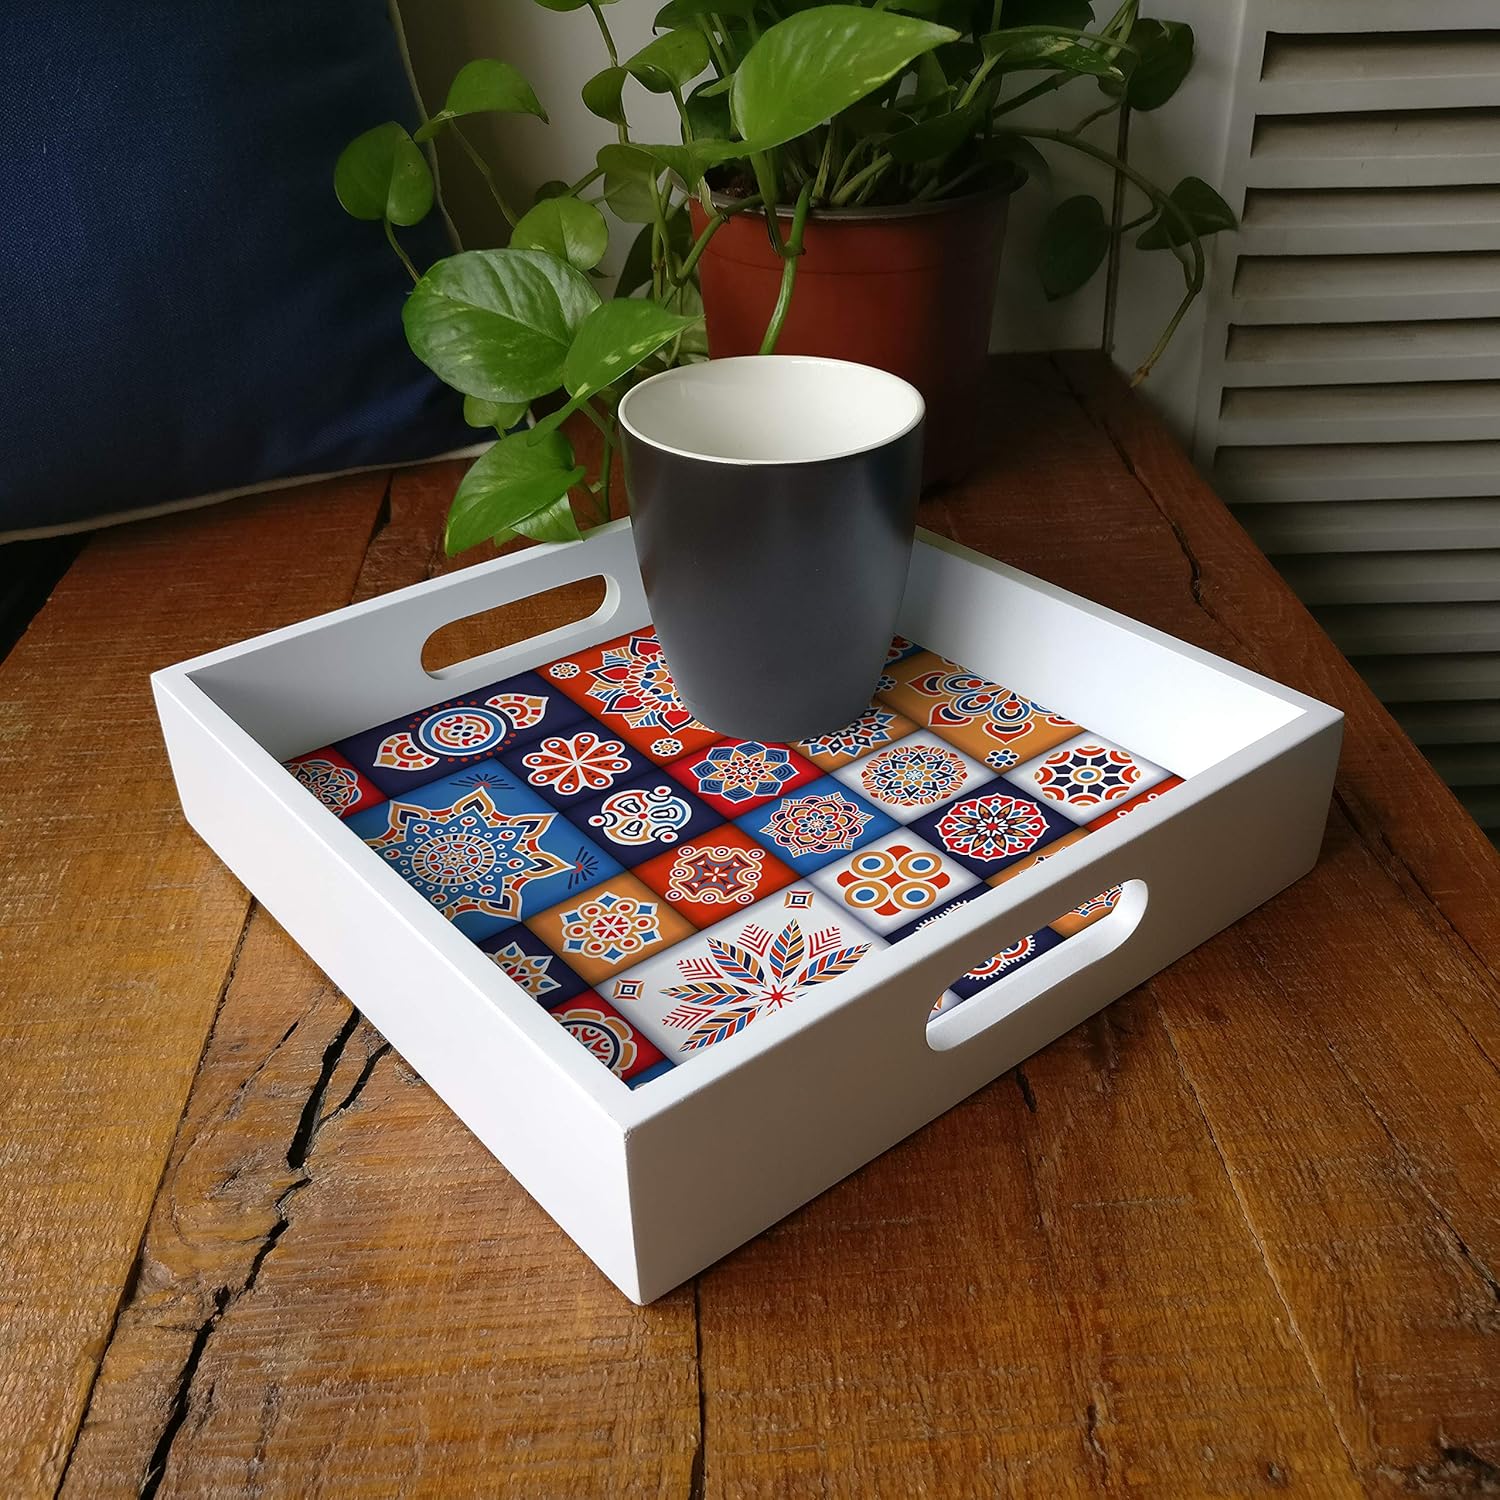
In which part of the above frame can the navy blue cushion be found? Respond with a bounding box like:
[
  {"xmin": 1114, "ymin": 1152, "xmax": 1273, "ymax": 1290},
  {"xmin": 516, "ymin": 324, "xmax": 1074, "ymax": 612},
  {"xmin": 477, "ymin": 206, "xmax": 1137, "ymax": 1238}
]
[{"xmin": 0, "ymin": 2, "xmax": 470, "ymax": 534}]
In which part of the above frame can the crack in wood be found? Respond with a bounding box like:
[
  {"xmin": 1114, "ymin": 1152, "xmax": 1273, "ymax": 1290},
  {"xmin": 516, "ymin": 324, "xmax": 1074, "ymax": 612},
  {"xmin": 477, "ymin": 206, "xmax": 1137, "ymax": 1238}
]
[
  {"xmin": 127, "ymin": 1005, "xmax": 367, "ymax": 1496},
  {"xmin": 688, "ymin": 1278, "xmax": 705, "ymax": 1500},
  {"xmin": 1385, "ymin": 1441, "xmax": 1500, "ymax": 1496},
  {"xmin": 1013, "ymin": 1065, "xmax": 1038, "ymax": 1114}
]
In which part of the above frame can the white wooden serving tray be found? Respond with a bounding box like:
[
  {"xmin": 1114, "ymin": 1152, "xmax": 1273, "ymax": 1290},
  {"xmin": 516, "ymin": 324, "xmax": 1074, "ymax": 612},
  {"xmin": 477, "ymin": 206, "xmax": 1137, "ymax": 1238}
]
[{"xmin": 153, "ymin": 522, "xmax": 1342, "ymax": 1303}]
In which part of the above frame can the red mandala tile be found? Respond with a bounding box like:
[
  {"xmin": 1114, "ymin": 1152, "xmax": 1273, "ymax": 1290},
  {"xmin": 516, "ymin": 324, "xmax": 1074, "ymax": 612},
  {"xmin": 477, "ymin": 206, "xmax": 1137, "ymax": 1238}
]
[
  {"xmin": 1086, "ymin": 776, "xmax": 1184, "ymax": 830},
  {"xmin": 542, "ymin": 628, "xmax": 718, "ymax": 758},
  {"xmin": 550, "ymin": 992, "xmax": 672, "ymax": 1086},
  {"xmin": 634, "ymin": 824, "xmax": 796, "ymax": 928},
  {"xmin": 284, "ymin": 746, "xmax": 384, "ymax": 819},
  {"xmin": 666, "ymin": 737, "xmax": 820, "ymax": 818}
]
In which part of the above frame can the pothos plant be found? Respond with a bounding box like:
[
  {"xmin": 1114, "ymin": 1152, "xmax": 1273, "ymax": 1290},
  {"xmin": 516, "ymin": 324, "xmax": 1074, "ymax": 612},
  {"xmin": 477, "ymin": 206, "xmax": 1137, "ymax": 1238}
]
[{"xmin": 336, "ymin": 0, "xmax": 1233, "ymax": 557}]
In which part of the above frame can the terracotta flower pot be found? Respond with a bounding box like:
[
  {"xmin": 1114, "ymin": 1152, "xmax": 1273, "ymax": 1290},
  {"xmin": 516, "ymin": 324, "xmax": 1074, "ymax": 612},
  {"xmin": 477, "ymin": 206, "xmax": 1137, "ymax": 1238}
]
[{"xmin": 691, "ymin": 187, "xmax": 1011, "ymax": 488}]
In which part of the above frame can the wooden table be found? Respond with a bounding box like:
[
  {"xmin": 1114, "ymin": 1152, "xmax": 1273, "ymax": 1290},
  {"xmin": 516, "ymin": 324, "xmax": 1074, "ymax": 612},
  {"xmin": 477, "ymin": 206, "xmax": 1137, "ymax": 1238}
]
[{"xmin": 4, "ymin": 355, "xmax": 1497, "ymax": 1499}]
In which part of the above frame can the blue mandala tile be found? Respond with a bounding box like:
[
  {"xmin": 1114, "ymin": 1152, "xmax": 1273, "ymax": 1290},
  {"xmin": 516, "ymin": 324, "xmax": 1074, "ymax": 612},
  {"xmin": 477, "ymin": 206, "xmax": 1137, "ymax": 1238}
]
[
  {"xmin": 949, "ymin": 925, "xmax": 1064, "ymax": 1000},
  {"xmin": 567, "ymin": 770, "xmax": 721, "ymax": 868},
  {"xmin": 335, "ymin": 671, "xmax": 589, "ymax": 796},
  {"xmin": 732, "ymin": 776, "xmax": 898, "ymax": 875},
  {"xmin": 346, "ymin": 761, "xmax": 622, "ymax": 939},
  {"xmin": 477, "ymin": 923, "xmax": 590, "ymax": 1008},
  {"xmin": 908, "ymin": 778, "xmax": 1076, "ymax": 878},
  {"xmin": 498, "ymin": 723, "xmax": 652, "ymax": 811}
]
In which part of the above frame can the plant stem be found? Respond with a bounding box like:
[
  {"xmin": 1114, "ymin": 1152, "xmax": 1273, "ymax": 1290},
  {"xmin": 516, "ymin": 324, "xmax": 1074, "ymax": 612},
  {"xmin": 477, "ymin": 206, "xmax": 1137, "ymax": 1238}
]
[
  {"xmin": 1071, "ymin": 99, "xmax": 1122, "ymax": 135},
  {"xmin": 587, "ymin": 0, "xmax": 619, "ymax": 65},
  {"xmin": 831, "ymin": 150, "xmax": 893, "ymax": 206},
  {"xmin": 990, "ymin": 72, "xmax": 1071, "ymax": 119},
  {"xmin": 672, "ymin": 193, "xmax": 763, "ymax": 283},
  {"xmin": 758, "ymin": 181, "xmax": 813, "ymax": 355},
  {"xmin": 566, "ymin": 165, "xmax": 605, "ymax": 196},
  {"xmin": 450, "ymin": 123, "xmax": 519, "ymax": 228},
  {"xmin": 384, "ymin": 218, "xmax": 419, "ymax": 283},
  {"xmin": 750, "ymin": 151, "xmax": 787, "ymax": 253},
  {"xmin": 596, "ymin": 428, "xmax": 616, "ymax": 523},
  {"xmin": 698, "ymin": 15, "xmax": 734, "ymax": 74}
]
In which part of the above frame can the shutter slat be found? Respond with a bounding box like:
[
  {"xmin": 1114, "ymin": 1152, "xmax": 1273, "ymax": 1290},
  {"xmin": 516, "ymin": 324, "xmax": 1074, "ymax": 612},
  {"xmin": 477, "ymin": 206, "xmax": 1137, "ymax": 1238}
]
[
  {"xmin": 1237, "ymin": 498, "xmax": 1500, "ymax": 553},
  {"xmin": 1390, "ymin": 700, "xmax": 1500, "ymax": 745},
  {"xmin": 1315, "ymin": 601, "xmax": 1500, "ymax": 655},
  {"xmin": 1216, "ymin": 442, "xmax": 1500, "ymax": 502},
  {"xmin": 1258, "ymin": 32, "xmax": 1500, "ymax": 113},
  {"xmin": 1357, "ymin": 653, "xmax": 1500, "ymax": 701},
  {"xmin": 1219, "ymin": 382, "xmax": 1500, "ymax": 445},
  {"xmin": 1223, "ymin": 321, "xmax": 1500, "ymax": 386},
  {"xmin": 1233, "ymin": 253, "xmax": 1500, "ymax": 323},
  {"xmin": 1272, "ymin": 550, "xmax": 1500, "ymax": 605},
  {"xmin": 1248, "ymin": 109, "xmax": 1500, "ymax": 188}
]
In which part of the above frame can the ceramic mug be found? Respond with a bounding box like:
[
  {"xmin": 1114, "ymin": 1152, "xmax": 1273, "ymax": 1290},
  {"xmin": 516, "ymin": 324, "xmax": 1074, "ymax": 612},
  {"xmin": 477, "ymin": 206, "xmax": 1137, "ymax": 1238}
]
[{"xmin": 616, "ymin": 355, "xmax": 924, "ymax": 743}]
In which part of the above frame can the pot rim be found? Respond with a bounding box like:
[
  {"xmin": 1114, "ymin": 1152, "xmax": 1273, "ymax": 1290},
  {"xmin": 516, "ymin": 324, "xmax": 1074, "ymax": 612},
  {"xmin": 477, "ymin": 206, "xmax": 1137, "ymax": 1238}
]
[{"xmin": 703, "ymin": 179, "xmax": 1017, "ymax": 224}]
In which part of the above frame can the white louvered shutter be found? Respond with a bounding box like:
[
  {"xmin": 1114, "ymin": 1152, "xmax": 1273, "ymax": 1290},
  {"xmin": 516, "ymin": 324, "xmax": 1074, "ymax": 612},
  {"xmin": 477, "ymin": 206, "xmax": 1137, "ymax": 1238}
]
[{"xmin": 1187, "ymin": 1, "xmax": 1500, "ymax": 846}]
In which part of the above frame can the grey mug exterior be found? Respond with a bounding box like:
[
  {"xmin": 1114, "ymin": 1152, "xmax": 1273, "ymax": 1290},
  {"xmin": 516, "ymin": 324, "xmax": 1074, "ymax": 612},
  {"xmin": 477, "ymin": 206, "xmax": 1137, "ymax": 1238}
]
[{"xmin": 618, "ymin": 363, "xmax": 924, "ymax": 744}]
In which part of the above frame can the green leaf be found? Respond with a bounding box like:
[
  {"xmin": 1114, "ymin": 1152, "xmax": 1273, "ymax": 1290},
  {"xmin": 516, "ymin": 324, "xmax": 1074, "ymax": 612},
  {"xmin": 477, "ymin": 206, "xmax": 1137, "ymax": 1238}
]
[
  {"xmin": 980, "ymin": 28, "xmax": 1124, "ymax": 81},
  {"xmin": 1002, "ymin": 0, "xmax": 1093, "ymax": 26},
  {"xmin": 532, "ymin": 0, "xmax": 617, "ymax": 10},
  {"xmin": 510, "ymin": 197, "xmax": 610, "ymax": 271},
  {"xmin": 445, "ymin": 431, "xmax": 585, "ymax": 554},
  {"xmin": 598, "ymin": 143, "xmax": 662, "ymax": 223},
  {"xmin": 1038, "ymin": 194, "xmax": 1109, "ymax": 299},
  {"xmin": 438, "ymin": 58, "xmax": 546, "ymax": 132},
  {"xmin": 1123, "ymin": 19, "xmax": 1193, "ymax": 110},
  {"xmin": 334, "ymin": 123, "xmax": 434, "ymax": 226},
  {"xmin": 534, "ymin": 179, "xmax": 570, "ymax": 201},
  {"xmin": 624, "ymin": 28, "xmax": 711, "ymax": 93},
  {"xmin": 912, "ymin": 51, "xmax": 948, "ymax": 108},
  {"xmin": 981, "ymin": 131, "xmax": 1051, "ymax": 189},
  {"xmin": 511, "ymin": 493, "xmax": 585, "ymax": 544},
  {"xmin": 582, "ymin": 66, "xmax": 628, "ymax": 125},
  {"xmin": 564, "ymin": 299, "xmax": 701, "ymax": 402},
  {"xmin": 403, "ymin": 249, "xmax": 601, "ymax": 403},
  {"xmin": 731, "ymin": 6, "xmax": 958, "ymax": 152},
  {"xmin": 885, "ymin": 98, "xmax": 985, "ymax": 164},
  {"xmin": 634, "ymin": 139, "xmax": 747, "ymax": 188},
  {"xmin": 1136, "ymin": 175, "xmax": 1235, "ymax": 249},
  {"xmin": 684, "ymin": 79, "xmax": 734, "ymax": 141},
  {"xmin": 463, "ymin": 395, "xmax": 529, "ymax": 431}
]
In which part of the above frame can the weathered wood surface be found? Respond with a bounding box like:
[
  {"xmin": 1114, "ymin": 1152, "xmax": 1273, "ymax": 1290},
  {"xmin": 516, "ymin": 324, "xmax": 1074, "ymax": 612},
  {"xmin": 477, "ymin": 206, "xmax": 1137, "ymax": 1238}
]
[{"xmin": 3, "ymin": 355, "xmax": 1496, "ymax": 1498}]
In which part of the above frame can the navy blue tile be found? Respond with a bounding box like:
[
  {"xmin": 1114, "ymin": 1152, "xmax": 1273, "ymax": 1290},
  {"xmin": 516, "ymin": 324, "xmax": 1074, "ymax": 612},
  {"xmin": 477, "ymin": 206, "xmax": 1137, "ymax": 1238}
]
[
  {"xmin": 950, "ymin": 925, "xmax": 1064, "ymax": 999},
  {"xmin": 477, "ymin": 922, "xmax": 590, "ymax": 1007},
  {"xmin": 567, "ymin": 770, "xmax": 722, "ymax": 868},
  {"xmin": 336, "ymin": 671, "xmax": 589, "ymax": 796},
  {"xmin": 908, "ymin": 778, "xmax": 1076, "ymax": 878}
]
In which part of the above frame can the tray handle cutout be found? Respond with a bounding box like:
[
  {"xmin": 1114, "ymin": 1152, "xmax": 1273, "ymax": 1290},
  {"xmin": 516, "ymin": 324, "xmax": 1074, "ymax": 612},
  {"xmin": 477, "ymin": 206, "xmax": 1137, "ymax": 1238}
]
[
  {"xmin": 423, "ymin": 576, "xmax": 610, "ymax": 678},
  {"xmin": 924, "ymin": 879, "xmax": 1149, "ymax": 1052}
]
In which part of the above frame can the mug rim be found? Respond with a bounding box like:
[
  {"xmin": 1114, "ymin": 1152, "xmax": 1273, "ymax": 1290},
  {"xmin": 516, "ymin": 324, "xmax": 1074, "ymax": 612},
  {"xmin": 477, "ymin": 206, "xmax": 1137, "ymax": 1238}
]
[{"xmin": 616, "ymin": 354, "xmax": 925, "ymax": 468}]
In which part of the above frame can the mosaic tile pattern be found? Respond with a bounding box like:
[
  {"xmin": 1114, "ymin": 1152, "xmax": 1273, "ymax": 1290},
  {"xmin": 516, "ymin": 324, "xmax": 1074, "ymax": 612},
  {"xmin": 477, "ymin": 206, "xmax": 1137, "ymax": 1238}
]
[{"xmin": 286, "ymin": 630, "xmax": 1181, "ymax": 1086}]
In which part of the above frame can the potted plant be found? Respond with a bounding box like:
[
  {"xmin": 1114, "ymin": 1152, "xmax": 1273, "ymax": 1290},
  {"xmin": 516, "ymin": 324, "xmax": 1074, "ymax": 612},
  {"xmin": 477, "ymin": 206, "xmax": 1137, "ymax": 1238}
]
[{"xmin": 336, "ymin": 0, "xmax": 1232, "ymax": 548}]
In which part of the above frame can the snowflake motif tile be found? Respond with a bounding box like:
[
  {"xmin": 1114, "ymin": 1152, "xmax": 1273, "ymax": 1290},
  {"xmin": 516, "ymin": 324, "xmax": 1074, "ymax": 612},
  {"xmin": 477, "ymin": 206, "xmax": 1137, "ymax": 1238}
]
[
  {"xmin": 1005, "ymin": 732, "xmax": 1171, "ymax": 825},
  {"xmin": 527, "ymin": 873, "xmax": 696, "ymax": 986},
  {"xmin": 1050, "ymin": 886, "xmax": 1124, "ymax": 938},
  {"xmin": 667, "ymin": 738, "xmax": 819, "ymax": 818},
  {"xmin": 733, "ymin": 776, "xmax": 897, "ymax": 875},
  {"xmin": 792, "ymin": 702, "xmax": 917, "ymax": 772},
  {"xmin": 499, "ymin": 726, "xmax": 649, "ymax": 810},
  {"xmin": 809, "ymin": 829, "xmax": 979, "ymax": 936},
  {"xmin": 550, "ymin": 992, "xmax": 673, "ymax": 1088},
  {"xmin": 543, "ymin": 628, "xmax": 718, "ymax": 759},
  {"xmin": 1085, "ymin": 775, "xmax": 1184, "ymax": 830},
  {"xmin": 604, "ymin": 885, "xmax": 886, "ymax": 1059},
  {"xmin": 634, "ymin": 823, "xmax": 795, "ymax": 929},
  {"xmin": 336, "ymin": 672, "xmax": 586, "ymax": 797},
  {"xmin": 877, "ymin": 651, "xmax": 1079, "ymax": 765},
  {"xmin": 477, "ymin": 923, "xmax": 589, "ymax": 1008},
  {"xmin": 572, "ymin": 771, "xmax": 721, "ymax": 867},
  {"xmin": 909, "ymin": 778, "xmax": 1076, "ymax": 878},
  {"xmin": 283, "ymin": 746, "xmax": 384, "ymax": 819},
  {"xmin": 832, "ymin": 731, "xmax": 991, "ymax": 824},
  {"xmin": 345, "ymin": 762, "xmax": 620, "ymax": 940}
]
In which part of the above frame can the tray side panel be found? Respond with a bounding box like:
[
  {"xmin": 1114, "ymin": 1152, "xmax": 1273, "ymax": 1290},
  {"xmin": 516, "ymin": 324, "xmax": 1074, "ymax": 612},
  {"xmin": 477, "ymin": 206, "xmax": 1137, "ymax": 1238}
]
[
  {"xmin": 623, "ymin": 718, "xmax": 1341, "ymax": 1301},
  {"xmin": 154, "ymin": 681, "xmax": 652, "ymax": 1302}
]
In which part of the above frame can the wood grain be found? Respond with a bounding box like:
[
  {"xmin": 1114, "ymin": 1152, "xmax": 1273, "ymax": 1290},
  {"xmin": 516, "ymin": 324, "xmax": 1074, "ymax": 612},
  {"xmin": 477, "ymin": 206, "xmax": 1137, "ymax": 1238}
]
[
  {"xmin": 0, "ymin": 476, "xmax": 388, "ymax": 1497},
  {"xmin": 5, "ymin": 356, "xmax": 1497, "ymax": 1497}
]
